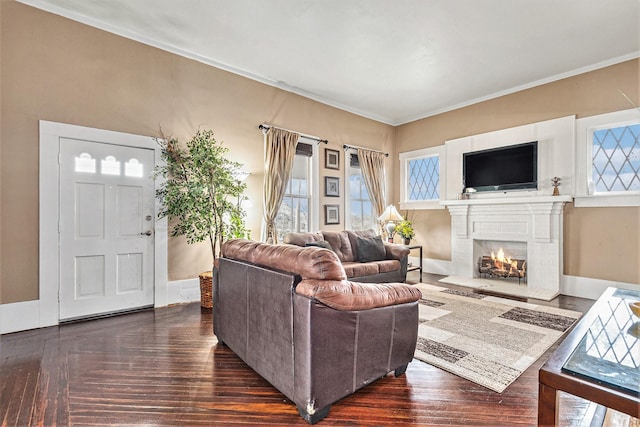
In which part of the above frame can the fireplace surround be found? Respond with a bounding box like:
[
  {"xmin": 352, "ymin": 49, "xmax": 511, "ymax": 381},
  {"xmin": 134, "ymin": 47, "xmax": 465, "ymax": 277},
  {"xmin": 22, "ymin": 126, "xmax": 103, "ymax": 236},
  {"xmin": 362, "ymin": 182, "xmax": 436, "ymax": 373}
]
[{"xmin": 442, "ymin": 196, "xmax": 572, "ymax": 300}]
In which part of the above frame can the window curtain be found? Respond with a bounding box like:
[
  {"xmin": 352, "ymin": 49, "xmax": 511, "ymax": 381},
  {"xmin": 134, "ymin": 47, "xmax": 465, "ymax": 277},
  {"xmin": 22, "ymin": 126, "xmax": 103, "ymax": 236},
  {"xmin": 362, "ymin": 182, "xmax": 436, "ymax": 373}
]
[
  {"xmin": 357, "ymin": 148, "xmax": 386, "ymax": 226},
  {"xmin": 262, "ymin": 128, "xmax": 300, "ymax": 243}
]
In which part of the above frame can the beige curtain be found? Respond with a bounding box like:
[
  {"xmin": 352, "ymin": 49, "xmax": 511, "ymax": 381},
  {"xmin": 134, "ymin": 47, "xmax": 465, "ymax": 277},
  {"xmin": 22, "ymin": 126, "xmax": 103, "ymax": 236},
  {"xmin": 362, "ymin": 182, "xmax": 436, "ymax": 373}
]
[
  {"xmin": 357, "ymin": 148, "xmax": 386, "ymax": 224},
  {"xmin": 263, "ymin": 128, "xmax": 300, "ymax": 243}
]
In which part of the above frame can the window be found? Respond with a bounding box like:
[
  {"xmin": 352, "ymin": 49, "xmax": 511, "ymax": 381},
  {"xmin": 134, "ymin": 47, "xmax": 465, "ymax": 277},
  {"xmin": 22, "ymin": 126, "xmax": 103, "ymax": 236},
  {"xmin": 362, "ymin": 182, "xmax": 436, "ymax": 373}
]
[
  {"xmin": 591, "ymin": 124, "xmax": 639, "ymax": 193},
  {"xmin": 346, "ymin": 152, "xmax": 376, "ymax": 230},
  {"xmin": 399, "ymin": 146, "xmax": 446, "ymax": 210},
  {"xmin": 75, "ymin": 153, "xmax": 96, "ymax": 173},
  {"xmin": 275, "ymin": 140, "xmax": 318, "ymax": 240},
  {"xmin": 576, "ymin": 108, "xmax": 640, "ymax": 207}
]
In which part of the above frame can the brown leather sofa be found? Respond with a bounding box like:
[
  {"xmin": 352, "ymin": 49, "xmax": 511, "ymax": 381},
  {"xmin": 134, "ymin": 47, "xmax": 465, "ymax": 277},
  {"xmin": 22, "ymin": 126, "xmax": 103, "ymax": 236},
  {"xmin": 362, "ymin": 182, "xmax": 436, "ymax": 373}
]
[
  {"xmin": 214, "ymin": 239, "xmax": 421, "ymax": 424},
  {"xmin": 284, "ymin": 229, "xmax": 410, "ymax": 283}
]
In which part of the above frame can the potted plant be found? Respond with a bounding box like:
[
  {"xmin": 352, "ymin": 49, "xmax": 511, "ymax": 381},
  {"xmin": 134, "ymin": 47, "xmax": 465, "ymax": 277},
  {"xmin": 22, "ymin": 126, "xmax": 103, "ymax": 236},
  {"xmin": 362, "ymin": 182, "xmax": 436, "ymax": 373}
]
[
  {"xmin": 154, "ymin": 129, "xmax": 249, "ymax": 308},
  {"xmin": 396, "ymin": 220, "xmax": 415, "ymax": 245}
]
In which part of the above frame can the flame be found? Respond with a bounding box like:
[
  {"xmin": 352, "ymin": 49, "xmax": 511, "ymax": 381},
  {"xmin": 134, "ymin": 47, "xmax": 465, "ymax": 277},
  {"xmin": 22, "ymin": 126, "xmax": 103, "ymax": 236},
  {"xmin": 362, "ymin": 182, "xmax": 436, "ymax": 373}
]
[{"xmin": 490, "ymin": 248, "xmax": 517, "ymax": 272}]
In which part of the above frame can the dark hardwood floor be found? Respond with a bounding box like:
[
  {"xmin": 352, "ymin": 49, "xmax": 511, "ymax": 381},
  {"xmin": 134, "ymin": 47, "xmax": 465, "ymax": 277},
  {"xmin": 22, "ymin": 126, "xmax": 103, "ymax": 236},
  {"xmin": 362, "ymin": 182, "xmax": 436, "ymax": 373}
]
[{"xmin": 1, "ymin": 272, "xmax": 599, "ymax": 426}]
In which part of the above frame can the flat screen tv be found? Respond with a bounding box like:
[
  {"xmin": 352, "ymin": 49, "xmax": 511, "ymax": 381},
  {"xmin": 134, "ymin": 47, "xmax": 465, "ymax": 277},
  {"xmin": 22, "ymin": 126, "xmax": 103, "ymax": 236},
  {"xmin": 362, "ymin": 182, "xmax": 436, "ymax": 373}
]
[{"xmin": 463, "ymin": 141, "xmax": 538, "ymax": 193}]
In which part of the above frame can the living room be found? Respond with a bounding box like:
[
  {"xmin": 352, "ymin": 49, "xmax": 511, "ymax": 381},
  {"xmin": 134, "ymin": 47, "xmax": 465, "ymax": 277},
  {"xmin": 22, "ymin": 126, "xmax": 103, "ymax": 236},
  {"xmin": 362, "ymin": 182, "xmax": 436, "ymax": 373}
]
[
  {"xmin": 1, "ymin": 1, "xmax": 639, "ymax": 425},
  {"xmin": 2, "ymin": 0, "xmax": 638, "ymax": 324}
]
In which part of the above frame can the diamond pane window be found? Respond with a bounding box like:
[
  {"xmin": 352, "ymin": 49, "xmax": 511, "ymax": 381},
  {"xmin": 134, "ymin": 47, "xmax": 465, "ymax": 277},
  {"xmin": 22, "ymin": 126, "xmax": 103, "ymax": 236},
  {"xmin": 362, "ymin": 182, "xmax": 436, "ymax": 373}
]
[
  {"xmin": 591, "ymin": 124, "xmax": 640, "ymax": 193},
  {"xmin": 408, "ymin": 156, "xmax": 439, "ymax": 200}
]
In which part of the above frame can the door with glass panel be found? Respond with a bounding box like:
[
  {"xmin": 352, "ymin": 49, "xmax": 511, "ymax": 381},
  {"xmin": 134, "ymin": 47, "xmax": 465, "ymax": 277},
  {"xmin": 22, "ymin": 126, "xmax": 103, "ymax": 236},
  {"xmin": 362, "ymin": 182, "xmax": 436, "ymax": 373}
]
[{"xmin": 58, "ymin": 138, "xmax": 155, "ymax": 320}]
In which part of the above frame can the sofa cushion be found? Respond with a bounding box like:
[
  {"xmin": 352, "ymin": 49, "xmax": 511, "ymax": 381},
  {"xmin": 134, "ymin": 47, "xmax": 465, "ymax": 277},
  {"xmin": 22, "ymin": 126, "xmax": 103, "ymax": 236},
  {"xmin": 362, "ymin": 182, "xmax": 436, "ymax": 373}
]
[
  {"xmin": 305, "ymin": 240, "xmax": 333, "ymax": 251},
  {"xmin": 345, "ymin": 229, "xmax": 377, "ymax": 261},
  {"xmin": 342, "ymin": 262, "xmax": 379, "ymax": 278},
  {"xmin": 374, "ymin": 259, "xmax": 401, "ymax": 273},
  {"xmin": 356, "ymin": 235, "xmax": 386, "ymax": 262},
  {"xmin": 295, "ymin": 279, "xmax": 422, "ymax": 310},
  {"xmin": 322, "ymin": 231, "xmax": 355, "ymax": 262},
  {"xmin": 283, "ymin": 232, "xmax": 323, "ymax": 246},
  {"xmin": 342, "ymin": 260, "xmax": 401, "ymax": 278}
]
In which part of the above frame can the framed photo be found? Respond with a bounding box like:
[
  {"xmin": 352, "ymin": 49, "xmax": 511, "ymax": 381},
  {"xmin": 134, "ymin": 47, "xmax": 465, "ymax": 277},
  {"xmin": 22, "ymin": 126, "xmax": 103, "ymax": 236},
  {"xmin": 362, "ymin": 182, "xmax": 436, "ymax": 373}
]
[
  {"xmin": 324, "ymin": 176, "xmax": 340, "ymax": 197},
  {"xmin": 325, "ymin": 148, "xmax": 340, "ymax": 170},
  {"xmin": 324, "ymin": 204, "xmax": 340, "ymax": 225}
]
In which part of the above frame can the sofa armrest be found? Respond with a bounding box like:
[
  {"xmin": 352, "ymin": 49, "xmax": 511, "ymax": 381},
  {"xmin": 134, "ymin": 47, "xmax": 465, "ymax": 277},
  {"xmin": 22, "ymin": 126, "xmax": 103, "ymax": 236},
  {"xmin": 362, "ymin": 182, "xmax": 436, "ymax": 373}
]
[
  {"xmin": 222, "ymin": 239, "xmax": 346, "ymax": 281},
  {"xmin": 384, "ymin": 243, "xmax": 410, "ymax": 260},
  {"xmin": 295, "ymin": 279, "xmax": 421, "ymax": 311}
]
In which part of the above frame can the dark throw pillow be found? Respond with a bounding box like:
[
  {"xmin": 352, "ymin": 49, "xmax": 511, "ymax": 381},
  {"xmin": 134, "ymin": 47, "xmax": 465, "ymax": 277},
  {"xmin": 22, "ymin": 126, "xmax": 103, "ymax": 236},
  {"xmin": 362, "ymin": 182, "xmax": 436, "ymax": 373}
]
[
  {"xmin": 356, "ymin": 235, "xmax": 386, "ymax": 263},
  {"xmin": 305, "ymin": 240, "xmax": 334, "ymax": 252}
]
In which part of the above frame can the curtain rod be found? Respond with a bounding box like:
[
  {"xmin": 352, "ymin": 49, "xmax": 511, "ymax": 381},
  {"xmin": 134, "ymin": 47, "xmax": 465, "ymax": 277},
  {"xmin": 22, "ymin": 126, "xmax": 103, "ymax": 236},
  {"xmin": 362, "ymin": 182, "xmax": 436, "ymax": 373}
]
[
  {"xmin": 258, "ymin": 124, "xmax": 328, "ymax": 144},
  {"xmin": 343, "ymin": 144, "xmax": 389, "ymax": 157}
]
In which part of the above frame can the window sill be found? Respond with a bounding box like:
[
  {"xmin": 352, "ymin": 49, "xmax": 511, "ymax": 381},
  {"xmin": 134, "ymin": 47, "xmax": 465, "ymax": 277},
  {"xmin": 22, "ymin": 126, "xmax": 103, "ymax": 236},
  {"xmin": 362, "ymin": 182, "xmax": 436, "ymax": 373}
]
[
  {"xmin": 400, "ymin": 200, "xmax": 444, "ymax": 210},
  {"xmin": 574, "ymin": 194, "xmax": 640, "ymax": 208}
]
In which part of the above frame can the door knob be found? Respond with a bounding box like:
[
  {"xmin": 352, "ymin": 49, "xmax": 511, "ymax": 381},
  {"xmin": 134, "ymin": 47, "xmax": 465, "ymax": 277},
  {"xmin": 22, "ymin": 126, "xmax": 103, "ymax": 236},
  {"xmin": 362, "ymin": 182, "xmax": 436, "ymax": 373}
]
[{"xmin": 140, "ymin": 230, "xmax": 152, "ymax": 236}]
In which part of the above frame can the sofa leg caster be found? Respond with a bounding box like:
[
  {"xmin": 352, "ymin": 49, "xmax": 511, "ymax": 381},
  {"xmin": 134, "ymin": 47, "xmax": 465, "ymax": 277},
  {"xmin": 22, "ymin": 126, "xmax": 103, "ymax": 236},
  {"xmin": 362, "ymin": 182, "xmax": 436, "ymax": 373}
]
[
  {"xmin": 394, "ymin": 363, "xmax": 408, "ymax": 376},
  {"xmin": 297, "ymin": 404, "xmax": 331, "ymax": 424}
]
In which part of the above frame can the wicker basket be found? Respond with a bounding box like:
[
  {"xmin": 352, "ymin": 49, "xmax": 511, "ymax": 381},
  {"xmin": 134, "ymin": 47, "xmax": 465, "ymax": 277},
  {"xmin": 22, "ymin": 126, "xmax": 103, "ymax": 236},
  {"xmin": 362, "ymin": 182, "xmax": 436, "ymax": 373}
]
[{"xmin": 199, "ymin": 271, "xmax": 213, "ymax": 309}]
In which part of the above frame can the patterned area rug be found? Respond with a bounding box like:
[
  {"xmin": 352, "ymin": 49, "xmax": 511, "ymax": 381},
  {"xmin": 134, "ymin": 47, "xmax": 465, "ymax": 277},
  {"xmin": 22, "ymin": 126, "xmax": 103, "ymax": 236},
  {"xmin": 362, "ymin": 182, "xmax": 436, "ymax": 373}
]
[{"xmin": 413, "ymin": 283, "xmax": 582, "ymax": 393}]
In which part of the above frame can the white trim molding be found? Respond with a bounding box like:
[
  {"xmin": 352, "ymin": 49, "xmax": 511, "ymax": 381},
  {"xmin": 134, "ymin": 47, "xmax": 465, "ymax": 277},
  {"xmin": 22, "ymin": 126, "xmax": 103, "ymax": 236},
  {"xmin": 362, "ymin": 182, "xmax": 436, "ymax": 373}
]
[
  {"xmin": 562, "ymin": 275, "xmax": 640, "ymax": 301},
  {"xmin": 167, "ymin": 278, "xmax": 201, "ymax": 305},
  {"xmin": 1, "ymin": 279, "xmax": 199, "ymax": 334}
]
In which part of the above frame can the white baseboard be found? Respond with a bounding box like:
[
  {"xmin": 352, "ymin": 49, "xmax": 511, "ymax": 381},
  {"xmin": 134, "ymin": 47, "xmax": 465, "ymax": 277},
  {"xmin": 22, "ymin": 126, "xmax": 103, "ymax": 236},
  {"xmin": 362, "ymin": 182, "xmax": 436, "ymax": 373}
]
[
  {"xmin": 561, "ymin": 275, "xmax": 639, "ymax": 300},
  {"xmin": 424, "ymin": 258, "xmax": 453, "ymax": 277},
  {"xmin": 0, "ymin": 279, "xmax": 201, "ymax": 335},
  {"xmin": 167, "ymin": 278, "xmax": 201, "ymax": 305},
  {"xmin": 0, "ymin": 300, "xmax": 42, "ymax": 334}
]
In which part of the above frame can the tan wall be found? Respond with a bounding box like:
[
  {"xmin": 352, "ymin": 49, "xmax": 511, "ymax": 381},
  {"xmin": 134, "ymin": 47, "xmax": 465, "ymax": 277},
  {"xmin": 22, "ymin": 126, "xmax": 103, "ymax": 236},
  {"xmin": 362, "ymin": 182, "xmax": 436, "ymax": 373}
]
[
  {"xmin": 394, "ymin": 59, "xmax": 640, "ymax": 285},
  {"xmin": 0, "ymin": 1, "xmax": 394, "ymax": 304}
]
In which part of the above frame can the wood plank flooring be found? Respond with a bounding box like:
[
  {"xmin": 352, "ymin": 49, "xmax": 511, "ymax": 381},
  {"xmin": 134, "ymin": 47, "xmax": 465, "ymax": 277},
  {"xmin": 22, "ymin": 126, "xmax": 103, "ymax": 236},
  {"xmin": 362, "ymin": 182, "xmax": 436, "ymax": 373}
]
[{"xmin": 1, "ymin": 273, "xmax": 598, "ymax": 426}]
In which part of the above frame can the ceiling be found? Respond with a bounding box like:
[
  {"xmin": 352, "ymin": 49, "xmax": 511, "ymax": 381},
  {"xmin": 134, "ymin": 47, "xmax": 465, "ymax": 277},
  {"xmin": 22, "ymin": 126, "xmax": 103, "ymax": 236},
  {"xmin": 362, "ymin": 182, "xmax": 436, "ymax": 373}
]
[{"xmin": 19, "ymin": 0, "xmax": 640, "ymax": 125}]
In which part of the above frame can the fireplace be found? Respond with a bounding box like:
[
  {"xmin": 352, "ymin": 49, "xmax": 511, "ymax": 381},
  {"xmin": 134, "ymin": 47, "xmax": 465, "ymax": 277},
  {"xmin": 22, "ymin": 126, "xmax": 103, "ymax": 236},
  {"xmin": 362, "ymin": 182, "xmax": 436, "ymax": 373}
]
[
  {"xmin": 474, "ymin": 240, "xmax": 527, "ymax": 283},
  {"xmin": 442, "ymin": 196, "xmax": 572, "ymax": 300}
]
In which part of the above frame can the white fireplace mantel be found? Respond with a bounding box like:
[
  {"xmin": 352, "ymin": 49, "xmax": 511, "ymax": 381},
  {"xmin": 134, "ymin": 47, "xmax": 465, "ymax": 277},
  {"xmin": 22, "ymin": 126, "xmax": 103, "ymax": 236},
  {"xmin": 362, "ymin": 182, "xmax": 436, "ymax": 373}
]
[
  {"xmin": 441, "ymin": 195, "xmax": 573, "ymax": 207},
  {"xmin": 441, "ymin": 196, "xmax": 573, "ymax": 299}
]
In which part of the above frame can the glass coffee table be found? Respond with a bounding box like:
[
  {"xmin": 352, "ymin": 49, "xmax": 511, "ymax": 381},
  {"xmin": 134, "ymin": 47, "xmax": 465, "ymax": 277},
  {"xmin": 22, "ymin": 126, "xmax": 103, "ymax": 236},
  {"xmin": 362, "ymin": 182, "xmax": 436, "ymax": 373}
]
[{"xmin": 538, "ymin": 287, "xmax": 640, "ymax": 426}]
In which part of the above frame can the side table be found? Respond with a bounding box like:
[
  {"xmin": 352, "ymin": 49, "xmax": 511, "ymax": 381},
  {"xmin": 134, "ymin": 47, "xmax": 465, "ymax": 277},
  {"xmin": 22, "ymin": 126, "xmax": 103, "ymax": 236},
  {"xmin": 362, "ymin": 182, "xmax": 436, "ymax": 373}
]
[
  {"xmin": 404, "ymin": 244, "xmax": 423, "ymax": 282},
  {"xmin": 538, "ymin": 287, "xmax": 640, "ymax": 426}
]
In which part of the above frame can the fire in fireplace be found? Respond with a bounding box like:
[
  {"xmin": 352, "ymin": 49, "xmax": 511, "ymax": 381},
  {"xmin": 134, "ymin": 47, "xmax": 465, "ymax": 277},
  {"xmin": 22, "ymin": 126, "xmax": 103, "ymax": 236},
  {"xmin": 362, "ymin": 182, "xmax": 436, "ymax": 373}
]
[{"xmin": 478, "ymin": 248, "xmax": 527, "ymax": 284}]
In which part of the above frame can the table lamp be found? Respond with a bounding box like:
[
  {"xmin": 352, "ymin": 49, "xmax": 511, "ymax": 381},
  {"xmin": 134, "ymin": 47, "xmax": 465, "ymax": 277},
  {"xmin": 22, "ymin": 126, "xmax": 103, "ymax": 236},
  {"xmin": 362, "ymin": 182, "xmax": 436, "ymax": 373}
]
[{"xmin": 378, "ymin": 205, "xmax": 403, "ymax": 242}]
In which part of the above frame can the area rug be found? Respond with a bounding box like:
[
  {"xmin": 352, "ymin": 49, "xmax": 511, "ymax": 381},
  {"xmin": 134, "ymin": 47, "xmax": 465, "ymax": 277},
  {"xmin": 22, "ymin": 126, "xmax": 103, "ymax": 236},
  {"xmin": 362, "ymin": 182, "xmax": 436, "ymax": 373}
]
[{"xmin": 413, "ymin": 283, "xmax": 582, "ymax": 393}]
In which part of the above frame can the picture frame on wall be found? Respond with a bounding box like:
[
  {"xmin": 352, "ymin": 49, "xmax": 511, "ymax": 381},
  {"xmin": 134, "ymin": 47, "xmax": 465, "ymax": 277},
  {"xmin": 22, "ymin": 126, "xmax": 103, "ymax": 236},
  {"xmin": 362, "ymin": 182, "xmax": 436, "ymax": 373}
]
[
  {"xmin": 324, "ymin": 176, "xmax": 340, "ymax": 197},
  {"xmin": 325, "ymin": 148, "xmax": 340, "ymax": 169},
  {"xmin": 324, "ymin": 204, "xmax": 340, "ymax": 225}
]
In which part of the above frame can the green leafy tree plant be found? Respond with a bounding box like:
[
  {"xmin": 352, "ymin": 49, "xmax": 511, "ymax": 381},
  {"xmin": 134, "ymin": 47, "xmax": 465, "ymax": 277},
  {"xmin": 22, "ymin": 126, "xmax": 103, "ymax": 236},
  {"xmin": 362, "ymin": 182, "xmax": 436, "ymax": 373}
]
[{"xmin": 154, "ymin": 129, "xmax": 249, "ymax": 263}]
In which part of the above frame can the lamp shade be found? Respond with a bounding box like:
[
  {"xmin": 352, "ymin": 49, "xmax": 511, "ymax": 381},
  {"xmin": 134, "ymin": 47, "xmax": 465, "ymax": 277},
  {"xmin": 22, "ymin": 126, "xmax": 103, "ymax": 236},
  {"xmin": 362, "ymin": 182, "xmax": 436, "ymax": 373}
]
[{"xmin": 378, "ymin": 205, "xmax": 403, "ymax": 222}]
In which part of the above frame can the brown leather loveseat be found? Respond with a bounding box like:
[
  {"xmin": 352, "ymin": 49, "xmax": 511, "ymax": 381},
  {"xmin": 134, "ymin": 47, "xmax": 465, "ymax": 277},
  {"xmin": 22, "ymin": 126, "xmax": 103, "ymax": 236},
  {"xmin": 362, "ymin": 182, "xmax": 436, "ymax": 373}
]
[
  {"xmin": 214, "ymin": 239, "xmax": 421, "ymax": 424},
  {"xmin": 284, "ymin": 229, "xmax": 410, "ymax": 283}
]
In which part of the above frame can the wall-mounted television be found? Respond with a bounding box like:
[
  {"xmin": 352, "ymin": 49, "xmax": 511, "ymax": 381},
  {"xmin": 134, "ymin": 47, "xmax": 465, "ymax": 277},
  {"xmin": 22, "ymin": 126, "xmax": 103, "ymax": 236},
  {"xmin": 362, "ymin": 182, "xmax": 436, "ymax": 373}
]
[{"xmin": 463, "ymin": 141, "xmax": 538, "ymax": 193}]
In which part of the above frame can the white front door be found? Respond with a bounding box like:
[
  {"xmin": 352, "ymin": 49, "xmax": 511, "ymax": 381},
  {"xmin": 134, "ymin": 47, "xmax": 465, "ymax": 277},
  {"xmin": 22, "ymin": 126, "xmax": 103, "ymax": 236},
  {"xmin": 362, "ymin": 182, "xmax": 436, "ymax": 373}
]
[{"xmin": 59, "ymin": 138, "xmax": 155, "ymax": 320}]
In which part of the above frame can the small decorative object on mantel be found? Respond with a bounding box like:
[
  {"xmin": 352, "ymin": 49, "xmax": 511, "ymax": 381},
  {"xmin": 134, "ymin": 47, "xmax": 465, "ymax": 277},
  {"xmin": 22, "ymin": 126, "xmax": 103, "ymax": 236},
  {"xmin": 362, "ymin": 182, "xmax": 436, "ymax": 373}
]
[{"xmin": 551, "ymin": 177, "xmax": 561, "ymax": 196}]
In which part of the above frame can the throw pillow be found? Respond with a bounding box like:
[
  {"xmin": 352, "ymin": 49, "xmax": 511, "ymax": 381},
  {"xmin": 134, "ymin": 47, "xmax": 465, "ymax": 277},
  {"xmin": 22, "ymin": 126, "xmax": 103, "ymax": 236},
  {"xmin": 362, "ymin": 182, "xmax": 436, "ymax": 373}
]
[
  {"xmin": 356, "ymin": 235, "xmax": 386, "ymax": 263},
  {"xmin": 305, "ymin": 240, "xmax": 334, "ymax": 252}
]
